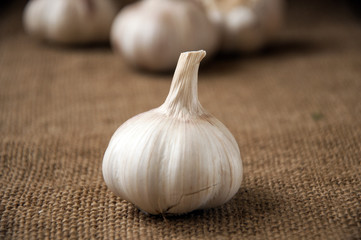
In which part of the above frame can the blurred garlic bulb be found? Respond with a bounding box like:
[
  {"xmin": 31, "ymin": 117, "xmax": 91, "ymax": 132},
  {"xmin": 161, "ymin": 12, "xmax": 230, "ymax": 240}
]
[
  {"xmin": 111, "ymin": 0, "xmax": 219, "ymax": 71},
  {"xmin": 201, "ymin": 0, "xmax": 284, "ymax": 52},
  {"xmin": 103, "ymin": 50, "xmax": 243, "ymax": 215},
  {"xmin": 23, "ymin": 0, "xmax": 131, "ymax": 44}
]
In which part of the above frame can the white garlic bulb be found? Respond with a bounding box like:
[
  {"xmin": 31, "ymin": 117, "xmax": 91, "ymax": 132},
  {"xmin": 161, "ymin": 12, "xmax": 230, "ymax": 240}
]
[
  {"xmin": 110, "ymin": 0, "xmax": 219, "ymax": 72},
  {"xmin": 103, "ymin": 50, "xmax": 243, "ymax": 215},
  {"xmin": 202, "ymin": 0, "xmax": 284, "ymax": 52},
  {"xmin": 23, "ymin": 0, "xmax": 129, "ymax": 44}
]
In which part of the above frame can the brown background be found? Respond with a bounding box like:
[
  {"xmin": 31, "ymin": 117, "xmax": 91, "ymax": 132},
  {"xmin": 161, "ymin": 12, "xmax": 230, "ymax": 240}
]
[{"xmin": 1, "ymin": 0, "xmax": 360, "ymax": 239}]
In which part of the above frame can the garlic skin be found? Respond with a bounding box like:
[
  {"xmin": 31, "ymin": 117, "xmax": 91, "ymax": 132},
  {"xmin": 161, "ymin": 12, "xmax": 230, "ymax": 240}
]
[
  {"xmin": 110, "ymin": 0, "xmax": 219, "ymax": 71},
  {"xmin": 202, "ymin": 0, "xmax": 284, "ymax": 52},
  {"xmin": 23, "ymin": 0, "xmax": 128, "ymax": 44},
  {"xmin": 103, "ymin": 51, "xmax": 243, "ymax": 215}
]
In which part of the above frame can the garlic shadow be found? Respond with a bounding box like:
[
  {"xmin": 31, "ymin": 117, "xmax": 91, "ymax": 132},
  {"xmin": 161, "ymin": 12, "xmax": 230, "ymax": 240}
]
[
  {"xmin": 39, "ymin": 40, "xmax": 112, "ymax": 52},
  {"xmin": 199, "ymin": 37, "xmax": 324, "ymax": 77},
  {"xmin": 140, "ymin": 186, "xmax": 286, "ymax": 237},
  {"xmin": 228, "ymin": 186, "xmax": 285, "ymax": 222},
  {"xmin": 256, "ymin": 38, "xmax": 328, "ymax": 58}
]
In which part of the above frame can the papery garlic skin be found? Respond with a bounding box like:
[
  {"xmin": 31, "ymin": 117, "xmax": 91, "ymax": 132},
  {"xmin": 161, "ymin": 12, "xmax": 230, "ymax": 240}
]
[
  {"xmin": 23, "ymin": 0, "xmax": 127, "ymax": 44},
  {"xmin": 103, "ymin": 51, "xmax": 243, "ymax": 215},
  {"xmin": 110, "ymin": 0, "xmax": 219, "ymax": 71},
  {"xmin": 202, "ymin": 0, "xmax": 284, "ymax": 52}
]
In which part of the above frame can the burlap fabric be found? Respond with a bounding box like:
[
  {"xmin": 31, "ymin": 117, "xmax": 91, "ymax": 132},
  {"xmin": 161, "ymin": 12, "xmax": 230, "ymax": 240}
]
[{"xmin": 1, "ymin": 0, "xmax": 360, "ymax": 239}]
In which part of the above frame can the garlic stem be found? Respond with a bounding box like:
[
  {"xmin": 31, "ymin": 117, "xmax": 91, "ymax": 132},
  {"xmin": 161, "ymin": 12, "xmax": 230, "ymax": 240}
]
[{"xmin": 161, "ymin": 50, "xmax": 206, "ymax": 118}]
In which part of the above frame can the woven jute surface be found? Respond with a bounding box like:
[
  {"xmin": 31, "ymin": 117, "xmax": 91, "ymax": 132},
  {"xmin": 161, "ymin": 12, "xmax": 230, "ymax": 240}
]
[{"xmin": 1, "ymin": 0, "xmax": 360, "ymax": 239}]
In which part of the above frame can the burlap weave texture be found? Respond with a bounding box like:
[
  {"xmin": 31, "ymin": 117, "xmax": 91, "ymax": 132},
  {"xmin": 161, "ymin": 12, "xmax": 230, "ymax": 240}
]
[{"xmin": 0, "ymin": 0, "xmax": 360, "ymax": 239}]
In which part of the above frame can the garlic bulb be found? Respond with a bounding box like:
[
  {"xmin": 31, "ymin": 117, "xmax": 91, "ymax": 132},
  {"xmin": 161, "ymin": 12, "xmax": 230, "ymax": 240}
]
[
  {"xmin": 23, "ymin": 0, "xmax": 130, "ymax": 44},
  {"xmin": 103, "ymin": 50, "xmax": 243, "ymax": 215},
  {"xmin": 201, "ymin": 0, "xmax": 284, "ymax": 52},
  {"xmin": 110, "ymin": 0, "xmax": 219, "ymax": 72}
]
